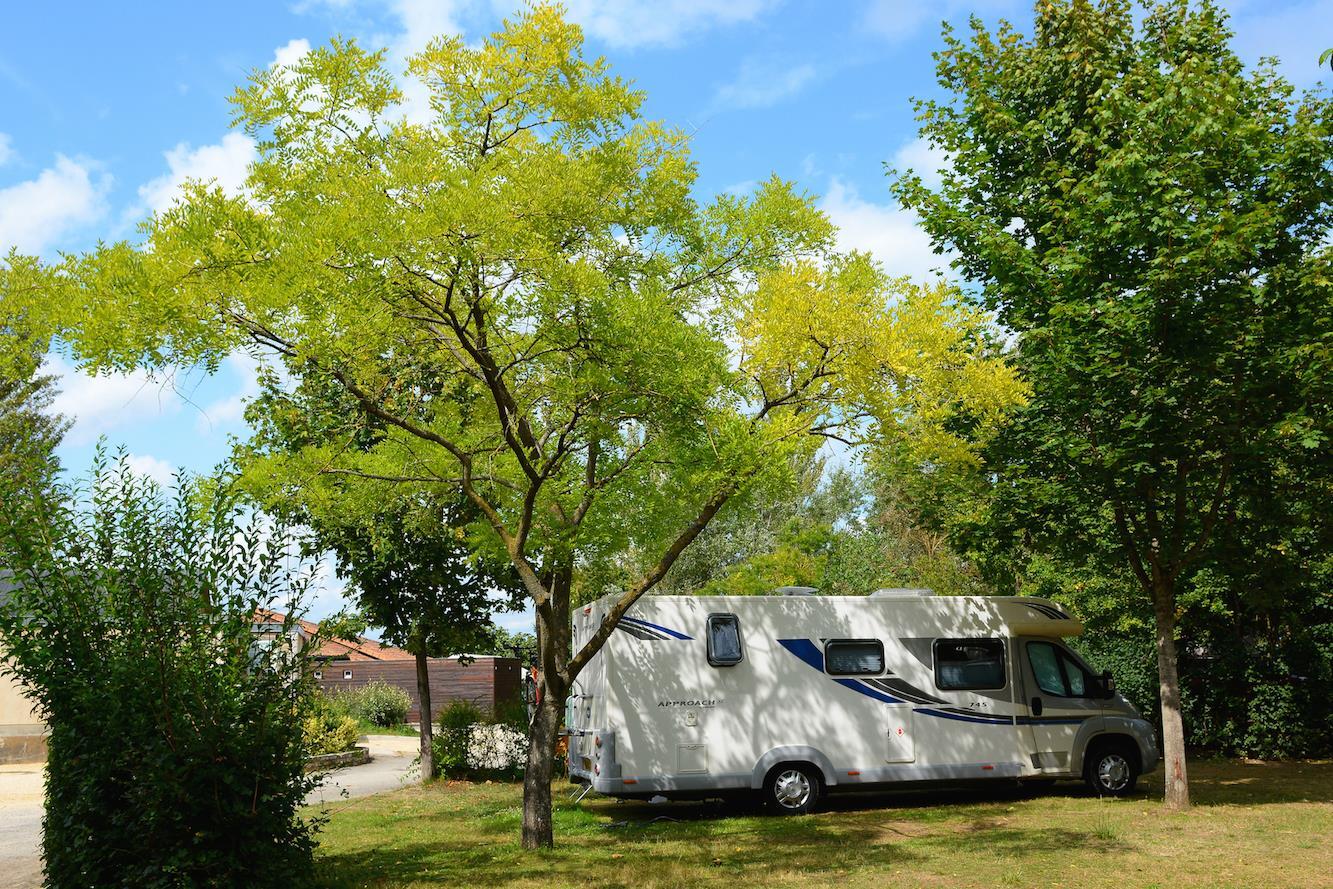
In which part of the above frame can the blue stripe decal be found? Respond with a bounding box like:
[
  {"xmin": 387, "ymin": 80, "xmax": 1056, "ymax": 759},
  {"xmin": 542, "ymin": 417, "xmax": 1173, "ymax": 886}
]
[
  {"xmin": 913, "ymin": 707, "xmax": 1013, "ymax": 725},
  {"xmin": 835, "ymin": 678, "xmax": 904, "ymax": 704},
  {"xmin": 621, "ymin": 615, "xmax": 692, "ymax": 641},
  {"xmin": 777, "ymin": 638, "xmax": 825, "ymax": 670},
  {"xmin": 779, "ymin": 637, "xmax": 1090, "ymax": 727},
  {"xmin": 1018, "ymin": 716, "xmax": 1087, "ymax": 726}
]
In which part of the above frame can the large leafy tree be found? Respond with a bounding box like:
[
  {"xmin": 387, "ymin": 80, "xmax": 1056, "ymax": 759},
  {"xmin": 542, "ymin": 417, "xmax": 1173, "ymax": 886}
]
[
  {"xmin": 894, "ymin": 0, "xmax": 1333, "ymax": 808},
  {"xmin": 242, "ymin": 366, "xmax": 522, "ymax": 783},
  {"xmin": 34, "ymin": 7, "xmax": 1024, "ymax": 845}
]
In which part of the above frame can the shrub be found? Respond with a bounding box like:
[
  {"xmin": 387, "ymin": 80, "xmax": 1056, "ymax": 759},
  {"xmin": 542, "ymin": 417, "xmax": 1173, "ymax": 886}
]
[
  {"xmin": 338, "ymin": 678, "xmax": 411, "ymax": 727},
  {"xmin": 0, "ymin": 453, "xmax": 322, "ymax": 889},
  {"xmin": 431, "ymin": 699, "xmax": 527, "ymax": 780},
  {"xmin": 303, "ymin": 711, "xmax": 361, "ymax": 756},
  {"xmin": 433, "ymin": 699, "xmax": 484, "ymax": 777}
]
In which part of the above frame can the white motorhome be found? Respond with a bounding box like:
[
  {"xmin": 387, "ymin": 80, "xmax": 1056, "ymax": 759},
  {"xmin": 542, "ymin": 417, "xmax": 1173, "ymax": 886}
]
[{"xmin": 567, "ymin": 589, "xmax": 1158, "ymax": 813}]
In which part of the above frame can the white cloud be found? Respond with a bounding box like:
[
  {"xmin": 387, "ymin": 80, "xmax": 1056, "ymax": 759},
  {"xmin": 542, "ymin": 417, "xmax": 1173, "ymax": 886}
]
[
  {"xmin": 194, "ymin": 352, "xmax": 264, "ymax": 435},
  {"xmin": 135, "ymin": 132, "xmax": 256, "ymax": 218},
  {"xmin": 271, "ymin": 37, "xmax": 312, "ymax": 69},
  {"xmin": 496, "ymin": 608, "xmax": 534, "ymax": 633},
  {"xmin": 819, "ymin": 178, "xmax": 949, "ymax": 282},
  {"xmin": 558, "ymin": 0, "xmax": 776, "ymax": 49},
  {"xmin": 712, "ymin": 57, "xmax": 816, "ymax": 111},
  {"xmin": 0, "ymin": 133, "xmax": 13, "ymax": 167},
  {"xmin": 0, "ymin": 155, "xmax": 110, "ymax": 254},
  {"xmin": 890, "ymin": 136, "xmax": 950, "ymax": 191},
  {"xmin": 303, "ymin": 0, "xmax": 775, "ymax": 54},
  {"xmin": 124, "ymin": 453, "xmax": 177, "ymax": 486},
  {"xmin": 44, "ymin": 355, "xmax": 184, "ymax": 446},
  {"xmin": 864, "ymin": 0, "xmax": 1020, "ymax": 43},
  {"xmin": 393, "ymin": 0, "xmax": 468, "ymax": 56}
]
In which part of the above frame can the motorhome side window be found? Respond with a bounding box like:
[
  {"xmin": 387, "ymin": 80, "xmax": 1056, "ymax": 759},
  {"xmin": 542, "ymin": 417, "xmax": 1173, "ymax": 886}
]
[
  {"xmin": 824, "ymin": 639, "xmax": 884, "ymax": 675},
  {"xmin": 934, "ymin": 639, "xmax": 1006, "ymax": 690},
  {"xmin": 706, "ymin": 613, "xmax": 743, "ymax": 666},
  {"xmin": 1028, "ymin": 641, "xmax": 1093, "ymax": 697}
]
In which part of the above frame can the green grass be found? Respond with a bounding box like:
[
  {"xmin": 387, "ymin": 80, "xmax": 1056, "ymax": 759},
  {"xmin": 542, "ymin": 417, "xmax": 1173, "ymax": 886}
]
[
  {"xmin": 311, "ymin": 759, "xmax": 1333, "ymax": 889},
  {"xmin": 355, "ymin": 721, "xmax": 419, "ymax": 738}
]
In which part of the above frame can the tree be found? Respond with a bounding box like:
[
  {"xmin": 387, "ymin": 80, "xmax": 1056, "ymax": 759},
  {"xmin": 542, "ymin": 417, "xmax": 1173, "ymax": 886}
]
[
  {"xmin": 0, "ymin": 359, "xmax": 68, "ymax": 502},
  {"xmin": 0, "ymin": 256, "xmax": 70, "ymax": 502},
  {"xmin": 38, "ymin": 7, "xmax": 1025, "ymax": 846},
  {"xmin": 893, "ymin": 0, "xmax": 1333, "ymax": 808},
  {"xmin": 242, "ymin": 365, "xmax": 523, "ymax": 783}
]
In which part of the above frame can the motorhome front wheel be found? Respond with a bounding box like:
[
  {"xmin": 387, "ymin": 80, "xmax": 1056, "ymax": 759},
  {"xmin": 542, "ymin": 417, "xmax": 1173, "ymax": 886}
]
[
  {"xmin": 1085, "ymin": 743, "xmax": 1140, "ymax": 797},
  {"xmin": 765, "ymin": 765, "xmax": 821, "ymax": 815}
]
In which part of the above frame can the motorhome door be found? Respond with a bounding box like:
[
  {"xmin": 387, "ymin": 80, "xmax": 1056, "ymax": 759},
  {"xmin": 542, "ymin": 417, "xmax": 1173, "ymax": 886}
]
[{"xmin": 1019, "ymin": 638, "xmax": 1103, "ymax": 773}]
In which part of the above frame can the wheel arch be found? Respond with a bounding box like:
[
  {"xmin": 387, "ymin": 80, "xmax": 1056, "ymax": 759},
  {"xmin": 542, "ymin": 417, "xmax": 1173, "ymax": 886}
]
[
  {"xmin": 750, "ymin": 746, "xmax": 838, "ymax": 790},
  {"xmin": 1080, "ymin": 732, "xmax": 1143, "ymax": 778}
]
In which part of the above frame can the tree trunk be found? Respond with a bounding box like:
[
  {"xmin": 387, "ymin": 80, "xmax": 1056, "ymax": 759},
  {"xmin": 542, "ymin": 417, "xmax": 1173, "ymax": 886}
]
[
  {"xmin": 416, "ymin": 650, "xmax": 434, "ymax": 784},
  {"xmin": 520, "ymin": 559, "xmax": 573, "ymax": 849},
  {"xmin": 521, "ymin": 691, "xmax": 562, "ymax": 849},
  {"xmin": 1151, "ymin": 577, "xmax": 1190, "ymax": 809}
]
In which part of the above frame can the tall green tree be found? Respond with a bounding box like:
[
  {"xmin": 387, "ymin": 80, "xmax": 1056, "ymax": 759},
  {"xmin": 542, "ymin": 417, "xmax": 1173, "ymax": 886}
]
[
  {"xmin": 34, "ymin": 7, "xmax": 1024, "ymax": 845},
  {"xmin": 894, "ymin": 0, "xmax": 1333, "ymax": 808}
]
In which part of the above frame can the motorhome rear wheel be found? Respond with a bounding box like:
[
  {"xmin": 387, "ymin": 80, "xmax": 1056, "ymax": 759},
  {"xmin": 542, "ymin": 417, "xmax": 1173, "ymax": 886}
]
[{"xmin": 764, "ymin": 763, "xmax": 821, "ymax": 815}]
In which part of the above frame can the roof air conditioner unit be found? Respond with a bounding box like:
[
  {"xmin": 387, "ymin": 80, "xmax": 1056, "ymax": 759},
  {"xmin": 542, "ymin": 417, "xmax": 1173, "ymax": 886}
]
[{"xmin": 869, "ymin": 588, "xmax": 934, "ymax": 598}]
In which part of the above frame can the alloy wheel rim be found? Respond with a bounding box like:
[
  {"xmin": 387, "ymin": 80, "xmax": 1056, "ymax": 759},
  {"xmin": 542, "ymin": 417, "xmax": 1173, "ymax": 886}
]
[
  {"xmin": 774, "ymin": 769, "xmax": 812, "ymax": 808},
  {"xmin": 1098, "ymin": 754, "xmax": 1130, "ymax": 791}
]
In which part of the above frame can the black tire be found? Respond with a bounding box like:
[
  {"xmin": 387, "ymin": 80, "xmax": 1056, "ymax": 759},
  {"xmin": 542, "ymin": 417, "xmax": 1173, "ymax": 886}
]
[
  {"xmin": 1084, "ymin": 741, "xmax": 1140, "ymax": 797},
  {"xmin": 764, "ymin": 763, "xmax": 821, "ymax": 815}
]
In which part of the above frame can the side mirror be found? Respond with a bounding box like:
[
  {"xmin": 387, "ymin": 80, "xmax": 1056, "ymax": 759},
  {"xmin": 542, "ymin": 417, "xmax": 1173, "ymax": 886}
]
[
  {"xmin": 1030, "ymin": 696, "xmax": 1043, "ymax": 717},
  {"xmin": 1101, "ymin": 670, "xmax": 1116, "ymax": 700}
]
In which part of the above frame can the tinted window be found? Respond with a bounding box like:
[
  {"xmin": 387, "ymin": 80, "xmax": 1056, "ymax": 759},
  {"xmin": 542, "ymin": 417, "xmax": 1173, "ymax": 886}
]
[
  {"xmin": 825, "ymin": 640, "xmax": 884, "ymax": 675},
  {"xmin": 1027, "ymin": 642, "xmax": 1095, "ymax": 698},
  {"xmin": 935, "ymin": 639, "xmax": 1006, "ymax": 690},
  {"xmin": 706, "ymin": 613, "xmax": 743, "ymax": 666},
  {"xmin": 1028, "ymin": 642, "xmax": 1065, "ymax": 696}
]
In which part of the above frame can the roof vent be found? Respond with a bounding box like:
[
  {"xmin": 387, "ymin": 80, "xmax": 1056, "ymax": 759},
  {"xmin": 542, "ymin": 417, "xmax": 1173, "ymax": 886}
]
[
  {"xmin": 775, "ymin": 586, "xmax": 818, "ymax": 596},
  {"xmin": 870, "ymin": 588, "xmax": 934, "ymax": 598}
]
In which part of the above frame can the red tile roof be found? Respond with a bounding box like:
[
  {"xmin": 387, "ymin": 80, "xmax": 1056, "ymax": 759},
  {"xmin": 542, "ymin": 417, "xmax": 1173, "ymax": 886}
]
[{"xmin": 255, "ymin": 610, "xmax": 415, "ymax": 662}]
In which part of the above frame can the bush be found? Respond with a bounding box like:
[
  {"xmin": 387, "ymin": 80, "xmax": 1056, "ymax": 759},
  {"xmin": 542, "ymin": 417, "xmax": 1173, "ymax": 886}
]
[
  {"xmin": 433, "ymin": 699, "xmax": 485, "ymax": 777},
  {"xmin": 430, "ymin": 698, "xmax": 529, "ymax": 780},
  {"xmin": 0, "ymin": 454, "xmax": 322, "ymax": 889},
  {"xmin": 303, "ymin": 711, "xmax": 361, "ymax": 756},
  {"xmin": 337, "ymin": 678, "xmax": 411, "ymax": 727}
]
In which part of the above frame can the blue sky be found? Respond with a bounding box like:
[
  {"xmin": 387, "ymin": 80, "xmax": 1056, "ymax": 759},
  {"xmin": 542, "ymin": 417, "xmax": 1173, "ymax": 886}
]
[{"xmin": 2, "ymin": 0, "xmax": 1329, "ymax": 625}]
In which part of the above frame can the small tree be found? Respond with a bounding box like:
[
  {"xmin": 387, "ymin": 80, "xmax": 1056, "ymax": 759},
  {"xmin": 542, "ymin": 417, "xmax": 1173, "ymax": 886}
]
[
  {"xmin": 0, "ymin": 453, "xmax": 323, "ymax": 888},
  {"xmin": 242, "ymin": 366, "xmax": 523, "ymax": 782},
  {"xmin": 37, "ymin": 7, "xmax": 1025, "ymax": 846},
  {"xmin": 894, "ymin": 0, "xmax": 1333, "ymax": 808}
]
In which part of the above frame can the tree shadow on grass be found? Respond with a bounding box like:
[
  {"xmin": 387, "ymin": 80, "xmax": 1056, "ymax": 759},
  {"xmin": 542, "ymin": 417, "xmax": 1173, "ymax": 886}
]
[{"xmin": 1140, "ymin": 759, "xmax": 1333, "ymax": 806}]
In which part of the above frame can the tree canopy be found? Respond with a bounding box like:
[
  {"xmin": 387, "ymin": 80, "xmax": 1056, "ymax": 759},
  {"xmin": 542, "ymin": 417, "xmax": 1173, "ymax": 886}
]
[
  {"xmin": 24, "ymin": 5, "xmax": 1025, "ymax": 846},
  {"xmin": 893, "ymin": 0, "xmax": 1333, "ymax": 808}
]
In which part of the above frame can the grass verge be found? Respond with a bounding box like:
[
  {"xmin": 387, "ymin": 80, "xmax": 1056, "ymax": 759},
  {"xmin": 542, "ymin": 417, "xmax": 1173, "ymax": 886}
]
[
  {"xmin": 312, "ymin": 759, "xmax": 1332, "ymax": 889},
  {"xmin": 357, "ymin": 722, "xmax": 420, "ymax": 738}
]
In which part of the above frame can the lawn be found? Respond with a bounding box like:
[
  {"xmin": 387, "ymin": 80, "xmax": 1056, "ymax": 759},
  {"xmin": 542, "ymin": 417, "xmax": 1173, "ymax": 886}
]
[
  {"xmin": 358, "ymin": 722, "xmax": 420, "ymax": 738},
  {"xmin": 311, "ymin": 759, "xmax": 1332, "ymax": 889}
]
